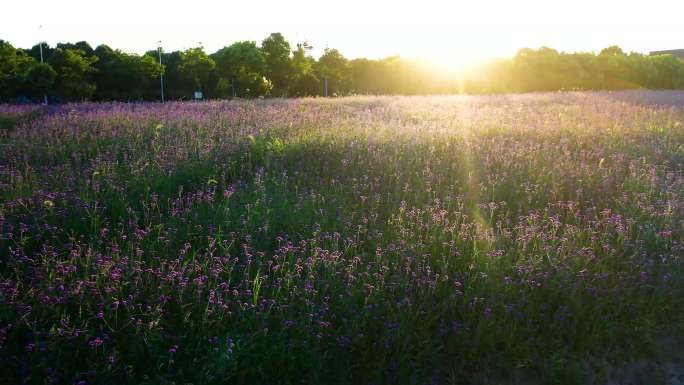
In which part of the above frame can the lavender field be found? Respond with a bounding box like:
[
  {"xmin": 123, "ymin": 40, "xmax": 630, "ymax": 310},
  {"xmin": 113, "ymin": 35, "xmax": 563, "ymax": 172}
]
[{"xmin": 1, "ymin": 92, "xmax": 683, "ymax": 384}]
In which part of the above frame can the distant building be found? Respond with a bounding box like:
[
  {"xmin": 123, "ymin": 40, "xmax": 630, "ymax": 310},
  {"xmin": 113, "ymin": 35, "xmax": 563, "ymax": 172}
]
[{"xmin": 649, "ymin": 49, "xmax": 684, "ymax": 59}]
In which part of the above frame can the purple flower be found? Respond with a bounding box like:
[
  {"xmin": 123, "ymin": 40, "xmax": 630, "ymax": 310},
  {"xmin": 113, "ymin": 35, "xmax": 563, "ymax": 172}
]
[
  {"xmin": 89, "ymin": 337, "xmax": 104, "ymax": 348},
  {"xmin": 283, "ymin": 319, "xmax": 295, "ymax": 328}
]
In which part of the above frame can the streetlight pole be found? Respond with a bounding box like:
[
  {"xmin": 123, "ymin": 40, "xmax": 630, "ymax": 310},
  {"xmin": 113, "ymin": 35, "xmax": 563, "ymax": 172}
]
[
  {"xmin": 158, "ymin": 41, "xmax": 165, "ymax": 103},
  {"xmin": 39, "ymin": 25, "xmax": 47, "ymax": 105}
]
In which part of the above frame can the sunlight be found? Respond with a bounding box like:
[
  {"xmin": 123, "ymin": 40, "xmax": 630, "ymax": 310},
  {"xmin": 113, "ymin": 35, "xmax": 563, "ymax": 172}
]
[
  {"xmin": 4, "ymin": 0, "xmax": 682, "ymax": 58},
  {"xmin": 3, "ymin": 0, "xmax": 684, "ymax": 382}
]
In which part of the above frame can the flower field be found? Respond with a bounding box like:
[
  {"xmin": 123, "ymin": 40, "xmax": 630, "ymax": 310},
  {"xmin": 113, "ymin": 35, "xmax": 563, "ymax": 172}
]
[{"xmin": 1, "ymin": 92, "xmax": 683, "ymax": 384}]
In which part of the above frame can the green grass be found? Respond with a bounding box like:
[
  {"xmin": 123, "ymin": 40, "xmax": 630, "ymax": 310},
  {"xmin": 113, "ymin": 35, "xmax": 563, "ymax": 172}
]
[{"xmin": 0, "ymin": 94, "xmax": 683, "ymax": 384}]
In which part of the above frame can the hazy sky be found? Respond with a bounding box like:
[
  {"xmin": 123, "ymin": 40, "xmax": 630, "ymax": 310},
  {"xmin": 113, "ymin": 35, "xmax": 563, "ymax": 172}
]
[{"xmin": 3, "ymin": 0, "xmax": 683, "ymax": 63}]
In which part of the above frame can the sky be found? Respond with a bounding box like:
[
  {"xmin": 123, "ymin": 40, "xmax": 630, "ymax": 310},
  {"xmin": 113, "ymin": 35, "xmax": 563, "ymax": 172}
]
[{"xmin": 2, "ymin": 0, "xmax": 683, "ymax": 64}]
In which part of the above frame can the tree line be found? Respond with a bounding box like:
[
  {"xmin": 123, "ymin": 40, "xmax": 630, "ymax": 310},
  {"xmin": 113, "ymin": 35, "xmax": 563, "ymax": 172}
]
[{"xmin": 2, "ymin": 33, "xmax": 684, "ymax": 102}]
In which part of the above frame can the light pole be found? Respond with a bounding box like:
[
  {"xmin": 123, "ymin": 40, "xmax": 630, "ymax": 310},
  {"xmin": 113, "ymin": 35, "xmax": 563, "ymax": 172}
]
[
  {"xmin": 39, "ymin": 25, "xmax": 47, "ymax": 105},
  {"xmin": 158, "ymin": 41, "xmax": 164, "ymax": 103}
]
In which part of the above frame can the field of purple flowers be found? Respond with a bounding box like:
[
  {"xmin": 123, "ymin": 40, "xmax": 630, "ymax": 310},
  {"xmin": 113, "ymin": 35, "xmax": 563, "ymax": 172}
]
[{"xmin": 1, "ymin": 92, "xmax": 683, "ymax": 384}]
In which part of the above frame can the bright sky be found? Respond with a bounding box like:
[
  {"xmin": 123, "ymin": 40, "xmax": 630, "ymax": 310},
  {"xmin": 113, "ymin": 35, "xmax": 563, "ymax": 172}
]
[{"xmin": 3, "ymin": 0, "xmax": 683, "ymax": 64}]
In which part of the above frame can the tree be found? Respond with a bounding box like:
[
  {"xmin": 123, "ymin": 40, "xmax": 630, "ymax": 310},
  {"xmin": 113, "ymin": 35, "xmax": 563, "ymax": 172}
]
[
  {"xmin": 349, "ymin": 58, "xmax": 377, "ymax": 94},
  {"xmin": 47, "ymin": 48, "xmax": 98, "ymax": 101},
  {"xmin": 212, "ymin": 41, "xmax": 271, "ymax": 98},
  {"xmin": 624, "ymin": 53, "xmax": 657, "ymax": 89},
  {"xmin": 4, "ymin": 35, "xmax": 684, "ymax": 101},
  {"xmin": 145, "ymin": 49, "xmax": 189, "ymax": 100},
  {"xmin": 94, "ymin": 45, "xmax": 163, "ymax": 100},
  {"xmin": 25, "ymin": 43, "xmax": 54, "ymax": 63},
  {"xmin": 261, "ymin": 33, "xmax": 292, "ymax": 96},
  {"xmin": 23, "ymin": 62, "xmax": 56, "ymax": 99},
  {"xmin": 178, "ymin": 47, "xmax": 216, "ymax": 96},
  {"xmin": 648, "ymin": 54, "xmax": 684, "ymax": 89},
  {"xmin": 573, "ymin": 52, "xmax": 604, "ymax": 90},
  {"xmin": 0, "ymin": 40, "xmax": 35, "ymax": 100},
  {"xmin": 289, "ymin": 41, "xmax": 319, "ymax": 96},
  {"xmin": 314, "ymin": 48, "xmax": 350, "ymax": 96},
  {"xmin": 596, "ymin": 46, "xmax": 635, "ymax": 89},
  {"xmin": 599, "ymin": 46, "xmax": 625, "ymax": 57},
  {"xmin": 57, "ymin": 41, "xmax": 95, "ymax": 57}
]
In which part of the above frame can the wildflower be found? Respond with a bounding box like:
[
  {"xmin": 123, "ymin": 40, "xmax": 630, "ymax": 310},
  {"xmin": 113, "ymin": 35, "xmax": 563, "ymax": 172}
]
[
  {"xmin": 89, "ymin": 337, "xmax": 104, "ymax": 348},
  {"xmin": 43, "ymin": 200, "xmax": 54, "ymax": 210},
  {"xmin": 283, "ymin": 319, "xmax": 295, "ymax": 328},
  {"xmin": 169, "ymin": 345, "xmax": 178, "ymax": 354},
  {"xmin": 226, "ymin": 338, "xmax": 235, "ymax": 355}
]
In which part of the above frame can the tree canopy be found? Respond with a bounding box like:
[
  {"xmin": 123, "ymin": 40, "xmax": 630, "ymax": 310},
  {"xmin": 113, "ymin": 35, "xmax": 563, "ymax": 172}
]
[
  {"xmin": 94, "ymin": 45, "xmax": 163, "ymax": 101},
  {"xmin": 212, "ymin": 41, "xmax": 270, "ymax": 98},
  {"xmin": 47, "ymin": 47, "xmax": 98, "ymax": 101},
  {"xmin": 1, "ymin": 34, "xmax": 684, "ymax": 102},
  {"xmin": 262, "ymin": 33, "xmax": 292, "ymax": 96}
]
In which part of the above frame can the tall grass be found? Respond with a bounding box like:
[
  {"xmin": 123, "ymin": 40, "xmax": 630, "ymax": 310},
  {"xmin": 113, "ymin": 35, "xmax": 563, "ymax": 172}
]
[{"xmin": 0, "ymin": 92, "xmax": 683, "ymax": 384}]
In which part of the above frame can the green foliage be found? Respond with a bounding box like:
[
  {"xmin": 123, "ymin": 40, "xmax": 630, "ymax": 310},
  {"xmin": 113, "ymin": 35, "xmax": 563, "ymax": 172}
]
[
  {"xmin": 0, "ymin": 40, "xmax": 37, "ymax": 101},
  {"xmin": 148, "ymin": 50, "xmax": 189, "ymax": 100},
  {"xmin": 262, "ymin": 33, "xmax": 293, "ymax": 96},
  {"xmin": 178, "ymin": 47, "xmax": 216, "ymax": 93},
  {"xmin": 47, "ymin": 47, "xmax": 98, "ymax": 101},
  {"xmin": 26, "ymin": 42, "xmax": 54, "ymax": 63},
  {"xmin": 94, "ymin": 45, "xmax": 163, "ymax": 100},
  {"xmin": 649, "ymin": 54, "xmax": 684, "ymax": 89},
  {"xmin": 23, "ymin": 62, "xmax": 56, "ymax": 97},
  {"xmin": 212, "ymin": 41, "xmax": 271, "ymax": 98},
  {"xmin": 289, "ymin": 41, "xmax": 319, "ymax": 96},
  {"xmin": 314, "ymin": 48, "xmax": 350, "ymax": 95},
  {"xmin": 471, "ymin": 47, "xmax": 684, "ymax": 93},
  {"xmin": 57, "ymin": 41, "xmax": 95, "ymax": 56},
  {"xmin": 3, "ymin": 35, "xmax": 684, "ymax": 101}
]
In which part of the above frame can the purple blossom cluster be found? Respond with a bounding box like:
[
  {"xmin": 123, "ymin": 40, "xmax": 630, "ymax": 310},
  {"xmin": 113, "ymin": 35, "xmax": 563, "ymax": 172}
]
[
  {"xmin": 0, "ymin": 92, "xmax": 683, "ymax": 384},
  {"xmin": 0, "ymin": 104, "xmax": 42, "ymax": 117}
]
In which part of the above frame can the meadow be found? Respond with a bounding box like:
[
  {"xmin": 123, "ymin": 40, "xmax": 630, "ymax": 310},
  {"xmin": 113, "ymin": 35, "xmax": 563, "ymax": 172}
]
[{"xmin": 1, "ymin": 92, "xmax": 683, "ymax": 384}]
